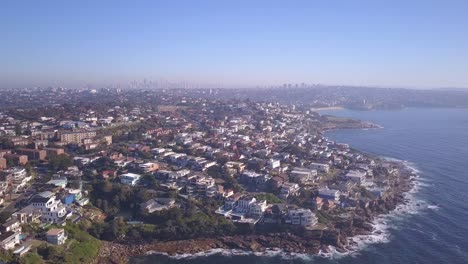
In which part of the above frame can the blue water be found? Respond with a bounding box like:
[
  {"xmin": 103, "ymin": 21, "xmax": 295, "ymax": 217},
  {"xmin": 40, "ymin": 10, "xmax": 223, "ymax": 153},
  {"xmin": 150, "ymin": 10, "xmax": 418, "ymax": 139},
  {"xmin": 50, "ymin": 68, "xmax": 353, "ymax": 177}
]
[{"xmin": 131, "ymin": 108, "xmax": 468, "ymax": 264}]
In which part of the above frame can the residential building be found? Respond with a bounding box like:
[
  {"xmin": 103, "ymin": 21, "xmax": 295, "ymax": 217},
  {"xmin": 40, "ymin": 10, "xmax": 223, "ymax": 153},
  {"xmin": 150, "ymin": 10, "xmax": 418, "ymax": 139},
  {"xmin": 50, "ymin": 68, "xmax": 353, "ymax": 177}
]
[
  {"xmin": 280, "ymin": 182, "xmax": 300, "ymax": 199},
  {"xmin": 345, "ymin": 170, "xmax": 367, "ymax": 183},
  {"xmin": 290, "ymin": 167, "xmax": 318, "ymax": 184},
  {"xmin": 139, "ymin": 162, "xmax": 159, "ymax": 173},
  {"xmin": 43, "ymin": 147, "xmax": 65, "ymax": 158},
  {"xmin": 140, "ymin": 198, "xmax": 176, "ymax": 214},
  {"xmin": 30, "ymin": 195, "xmax": 68, "ymax": 224},
  {"xmin": 0, "ymin": 231, "xmax": 20, "ymax": 250},
  {"xmin": 4, "ymin": 154, "xmax": 28, "ymax": 166},
  {"xmin": 309, "ymin": 163, "xmax": 330, "ymax": 173},
  {"xmin": 13, "ymin": 204, "xmax": 42, "ymax": 224},
  {"xmin": 285, "ymin": 208, "xmax": 318, "ymax": 227},
  {"xmin": 46, "ymin": 228, "xmax": 67, "ymax": 245},
  {"xmin": 318, "ymin": 188, "xmax": 341, "ymax": 202},
  {"xmin": 267, "ymin": 159, "xmax": 281, "ymax": 169},
  {"xmin": 16, "ymin": 148, "xmax": 46, "ymax": 161},
  {"xmin": 120, "ymin": 173, "xmax": 141, "ymax": 186},
  {"xmin": 59, "ymin": 130, "xmax": 97, "ymax": 144},
  {"xmin": 250, "ymin": 200, "xmax": 267, "ymax": 217},
  {"xmin": 0, "ymin": 158, "xmax": 6, "ymax": 170},
  {"xmin": 2, "ymin": 219, "xmax": 21, "ymax": 233}
]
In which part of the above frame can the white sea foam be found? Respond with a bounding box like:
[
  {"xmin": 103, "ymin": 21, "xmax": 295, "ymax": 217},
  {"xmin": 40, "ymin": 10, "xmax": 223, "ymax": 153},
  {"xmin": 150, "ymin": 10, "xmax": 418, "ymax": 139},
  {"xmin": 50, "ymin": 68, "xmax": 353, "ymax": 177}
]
[
  {"xmin": 145, "ymin": 158, "xmax": 428, "ymax": 260},
  {"xmin": 145, "ymin": 248, "xmax": 314, "ymax": 260},
  {"xmin": 340, "ymin": 159, "xmax": 432, "ymax": 256}
]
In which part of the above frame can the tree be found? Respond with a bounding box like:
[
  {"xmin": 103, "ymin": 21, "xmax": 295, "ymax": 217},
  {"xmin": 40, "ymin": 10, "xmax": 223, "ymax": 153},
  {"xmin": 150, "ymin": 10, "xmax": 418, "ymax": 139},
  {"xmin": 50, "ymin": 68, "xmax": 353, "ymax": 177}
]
[
  {"xmin": 20, "ymin": 253, "xmax": 45, "ymax": 264},
  {"xmin": 49, "ymin": 154, "xmax": 73, "ymax": 171},
  {"xmin": 15, "ymin": 123, "xmax": 22, "ymax": 136},
  {"xmin": 0, "ymin": 138, "xmax": 13, "ymax": 149}
]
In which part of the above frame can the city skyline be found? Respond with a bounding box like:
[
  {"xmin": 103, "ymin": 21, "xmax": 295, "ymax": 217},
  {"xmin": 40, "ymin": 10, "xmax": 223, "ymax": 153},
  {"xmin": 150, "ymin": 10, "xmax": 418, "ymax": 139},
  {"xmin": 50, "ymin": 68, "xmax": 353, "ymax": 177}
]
[{"xmin": 2, "ymin": 0, "xmax": 468, "ymax": 89}]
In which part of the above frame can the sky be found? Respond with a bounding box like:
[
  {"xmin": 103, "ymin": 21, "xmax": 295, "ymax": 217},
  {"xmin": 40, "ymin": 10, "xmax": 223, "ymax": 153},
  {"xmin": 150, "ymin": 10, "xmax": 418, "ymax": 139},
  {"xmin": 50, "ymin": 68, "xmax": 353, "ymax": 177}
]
[{"xmin": 1, "ymin": 0, "xmax": 468, "ymax": 89}]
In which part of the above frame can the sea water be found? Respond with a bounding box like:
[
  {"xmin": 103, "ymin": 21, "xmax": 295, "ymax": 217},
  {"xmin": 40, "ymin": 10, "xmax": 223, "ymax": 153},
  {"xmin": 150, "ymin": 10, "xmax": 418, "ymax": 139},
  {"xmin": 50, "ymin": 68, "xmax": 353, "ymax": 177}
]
[{"xmin": 131, "ymin": 108, "xmax": 468, "ymax": 264}]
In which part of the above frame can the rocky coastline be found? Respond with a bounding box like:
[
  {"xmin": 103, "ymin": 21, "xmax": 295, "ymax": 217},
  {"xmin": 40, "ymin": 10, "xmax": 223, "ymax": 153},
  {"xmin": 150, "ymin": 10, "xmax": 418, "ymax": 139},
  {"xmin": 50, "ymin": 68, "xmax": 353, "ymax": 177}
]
[{"xmin": 96, "ymin": 161, "xmax": 415, "ymax": 264}]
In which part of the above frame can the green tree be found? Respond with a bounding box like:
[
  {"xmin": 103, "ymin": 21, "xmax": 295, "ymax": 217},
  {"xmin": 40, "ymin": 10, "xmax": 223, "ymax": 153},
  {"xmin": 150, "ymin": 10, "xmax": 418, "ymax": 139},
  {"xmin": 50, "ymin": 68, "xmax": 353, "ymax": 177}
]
[
  {"xmin": 19, "ymin": 253, "xmax": 45, "ymax": 264},
  {"xmin": 49, "ymin": 154, "xmax": 73, "ymax": 171},
  {"xmin": 15, "ymin": 123, "xmax": 22, "ymax": 136}
]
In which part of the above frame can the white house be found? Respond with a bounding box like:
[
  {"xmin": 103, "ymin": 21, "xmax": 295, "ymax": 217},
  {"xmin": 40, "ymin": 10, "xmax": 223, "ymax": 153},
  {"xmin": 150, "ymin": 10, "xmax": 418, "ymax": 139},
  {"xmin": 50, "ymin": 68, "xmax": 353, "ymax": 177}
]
[
  {"xmin": 268, "ymin": 159, "xmax": 281, "ymax": 169},
  {"xmin": 30, "ymin": 195, "xmax": 68, "ymax": 224},
  {"xmin": 310, "ymin": 163, "xmax": 330, "ymax": 173},
  {"xmin": 318, "ymin": 188, "xmax": 341, "ymax": 201},
  {"xmin": 0, "ymin": 231, "xmax": 20, "ymax": 250},
  {"xmin": 280, "ymin": 182, "xmax": 300, "ymax": 199},
  {"xmin": 235, "ymin": 196, "xmax": 257, "ymax": 213},
  {"xmin": 139, "ymin": 162, "xmax": 159, "ymax": 173},
  {"xmin": 290, "ymin": 167, "xmax": 318, "ymax": 184},
  {"xmin": 285, "ymin": 208, "xmax": 318, "ymax": 227},
  {"xmin": 120, "ymin": 173, "xmax": 141, "ymax": 186},
  {"xmin": 140, "ymin": 198, "xmax": 176, "ymax": 214},
  {"xmin": 249, "ymin": 200, "xmax": 267, "ymax": 217},
  {"xmin": 345, "ymin": 170, "xmax": 367, "ymax": 183}
]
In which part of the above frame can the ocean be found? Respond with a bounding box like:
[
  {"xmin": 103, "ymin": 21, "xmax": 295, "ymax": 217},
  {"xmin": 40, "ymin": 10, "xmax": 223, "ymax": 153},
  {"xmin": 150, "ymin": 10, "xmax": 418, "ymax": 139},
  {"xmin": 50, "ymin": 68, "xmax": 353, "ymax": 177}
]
[{"xmin": 131, "ymin": 108, "xmax": 468, "ymax": 264}]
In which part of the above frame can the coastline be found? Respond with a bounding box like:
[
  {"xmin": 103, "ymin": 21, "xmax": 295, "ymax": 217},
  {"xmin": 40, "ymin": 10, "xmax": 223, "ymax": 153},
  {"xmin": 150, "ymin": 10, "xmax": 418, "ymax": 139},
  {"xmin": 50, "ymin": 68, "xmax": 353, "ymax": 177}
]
[
  {"xmin": 321, "ymin": 124, "xmax": 384, "ymax": 134},
  {"xmin": 97, "ymin": 159, "xmax": 417, "ymax": 264},
  {"xmin": 310, "ymin": 106, "xmax": 345, "ymax": 111},
  {"xmin": 96, "ymin": 115, "xmax": 414, "ymax": 264}
]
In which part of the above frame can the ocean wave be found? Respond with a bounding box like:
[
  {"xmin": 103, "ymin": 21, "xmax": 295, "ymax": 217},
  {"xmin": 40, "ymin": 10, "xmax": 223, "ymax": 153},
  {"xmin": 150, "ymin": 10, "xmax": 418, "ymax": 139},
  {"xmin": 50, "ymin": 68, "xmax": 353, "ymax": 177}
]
[
  {"xmin": 144, "ymin": 158, "xmax": 429, "ymax": 261},
  {"xmin": 145, "ymin": 248, "xmax": 314, "ymax": 261},
  {"xmin": 340, "ymin": 159, "xmax": 431, "ymax": 256}
]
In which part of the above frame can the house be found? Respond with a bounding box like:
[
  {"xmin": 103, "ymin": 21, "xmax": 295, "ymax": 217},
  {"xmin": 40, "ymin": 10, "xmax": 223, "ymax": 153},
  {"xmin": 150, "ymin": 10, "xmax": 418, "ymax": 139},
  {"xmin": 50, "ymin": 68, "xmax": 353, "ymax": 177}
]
[
  {"xmin": 46, "ymin": 228, "xmax": 67, "ymax": 245},
  {"xmin": 0, "ymin": 231, "xmax": 20, "ymax": 250},
  {"xmin": 270, "ymin": 176, "xmax": 285, "ymax": 189},
  {"xmin": 318, "ymin": 188, "xmax": 341, "ymax": 202},
  {"xmin": 285, "ymin": 208, "xmax": 317, "ymax": 227},
  {"xmin": 59, "ymin": 130, "xmax": 97, "ymax": 144},
  {"xmin": 120, "ymin": 173, "xmax": 141, "ymax": 186},
  {"xmin": 73, "ymin": 156, "xmax": 90, "ymax": 165},
  {"xmin": 345, "ymin": 170, "xmax": 367, "ymax": 183},
  {"xmin": 4, "ymin": 154, "xmax": 28, "ymax": 166},
  {"xmin": 43, "ymin": 148, "xmax": 65, "ymax": 158},
  {"xmin": 280, "ymin": 182, "xmax": 300, "ymax": 199},
  {"xmin": 223, "ymin": 161, "xmax": 245, "ymax": 175},
  {"xmin": 309, "ymin": 163, "xmax": 330, "ymax": 173},
  {"xmin": 139, "ymin": 162, "xmax": 159, "ymax": 173},
  {"xmin": 234, "ymin": 196, "xmax": 257, "ymax": 214},
  {"xmin": 140, "ymin": 198, "xmax": 176, "ymax": 214},
  {"xmin": 249, "ymin": 200, "xmax": 267, "ymax": 217},
  {"xmin": 224, "ymin": 193, "xmax": 242, "ymax": 210},
  {"xmin": 46, "ymin": 178, "xmax": 68, "ymax": 188},
  {"xmin": 13, "ymin": 205, "xmax": 42, "ymax": 224},
  {"xmin": 2, "ymin": 219, "xmax": 21, "ymax": 233},
  {"xmin": 290, "ymin": 167, "xmax": 318, "ymax": 184},
  {"xmin": 30, "ymin": 195, "xmax": 68, "ymax": 224},
  {"xmin": 241, "ymin": 171, "xmax": 270, "ymax": 185},
  {"xmin": 194, "ymin": 176, "xmax": 215, "ymax": 195},
  {"xmin": 151, "ymin": 148, "xmax": 167, "ymax": 155},
  {"xmin": 101, "ymin": 170, "xmax": 117, "ymax": 179},
  {"xmin": 267, "ymin": 159, "xmax": 281, "ymax": 169},
  {"xmin": 16, "ymin": 148, "xmax": 47, "ymax": 161},
  {"xmin": 0, "ymin": 158, "xmax": 6, "ymax": 170}
]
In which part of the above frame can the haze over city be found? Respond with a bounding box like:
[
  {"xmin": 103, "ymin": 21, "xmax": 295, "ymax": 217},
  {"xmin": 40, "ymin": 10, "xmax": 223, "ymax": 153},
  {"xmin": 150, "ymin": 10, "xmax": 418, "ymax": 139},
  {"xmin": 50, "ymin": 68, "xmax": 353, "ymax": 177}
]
[
  {"xmin": 1, "ymin": 1, "xmax": 468, "ymax": 264},
  {"xmin": 2, "ymin": 0, "xmax": 468, "ymax": 89}
]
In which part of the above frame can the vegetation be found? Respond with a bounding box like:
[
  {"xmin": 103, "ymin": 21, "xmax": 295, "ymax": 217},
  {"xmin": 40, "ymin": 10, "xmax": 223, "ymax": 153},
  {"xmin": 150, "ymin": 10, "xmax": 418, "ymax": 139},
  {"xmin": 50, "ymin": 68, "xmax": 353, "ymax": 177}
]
[
  {"xmin": 35, "ymin": 222, "xmax": 101, "ymax": 264},
  {"xmin": 0, "ymin": 250, "xmax": 14, "ymax": 263},
  {"xmin": 48, "ymin": 154, "xmax": 73, "ymax": 171},
  {"xmin": 255, "ymin": 193, "xmax": 282, "ymax": 204},
  {"xmin": 316, "ymin": 210, "xmax": 334, "ymax": 224},
  {"xmin": 19, "ymin": 253, "xmax": 44, "ymax": 264}
]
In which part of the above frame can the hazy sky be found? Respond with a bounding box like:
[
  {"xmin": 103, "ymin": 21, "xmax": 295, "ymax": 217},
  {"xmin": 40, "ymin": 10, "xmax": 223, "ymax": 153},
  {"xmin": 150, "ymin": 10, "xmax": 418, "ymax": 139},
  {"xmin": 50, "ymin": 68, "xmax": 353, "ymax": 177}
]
[{"xmin": 1, "ymin": 0, "xmax": 468, "ymax": 89}]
